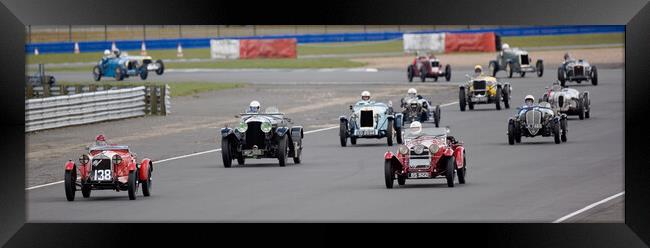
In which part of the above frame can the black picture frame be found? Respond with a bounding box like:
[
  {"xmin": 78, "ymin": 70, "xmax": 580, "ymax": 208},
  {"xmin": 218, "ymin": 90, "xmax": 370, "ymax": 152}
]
[{"xmin": 0, "ymin": 0, "xmax": 648, "ymax": 246}]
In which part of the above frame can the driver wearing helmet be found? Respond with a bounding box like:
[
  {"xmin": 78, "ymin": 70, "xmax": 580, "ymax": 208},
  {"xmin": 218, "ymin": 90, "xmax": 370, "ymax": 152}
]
[
  {"xmin": 524, "ymin": 95, "xmax": 535, "ymax": 108},
  {"xmin": 247, "ymin": 100, "xmax": 261, "ymax": 113},
  {"xmin": 358, "ymin": 91, "xmax": 372, "ymax": 104},
  {"xmin": 563, "ymin": 52, "xmax": 574, "ymax": 62},
  {"xmin": 94, "ymin": 134, "xmax": 108, "ymax": 147},
  {"xmin": 113, "ymin": 49, "xmax": 121, "ymax": 58},
  {"xmin": 474, "ymin": 65, "xmax": 484, "ymax": 77},
  {"xmin": 502, "ymin": 43, "xmax": 510, "ymax": 50}
]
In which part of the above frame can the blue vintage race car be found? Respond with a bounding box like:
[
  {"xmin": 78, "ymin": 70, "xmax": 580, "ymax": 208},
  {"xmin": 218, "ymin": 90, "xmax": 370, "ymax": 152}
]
[
  {"xmin": 92, "ymin": 51, "xmax": 148, "ymax": 81},
  {"xmin": 339, "ymin": 100, "xmax": 403, "ymax": 146}
]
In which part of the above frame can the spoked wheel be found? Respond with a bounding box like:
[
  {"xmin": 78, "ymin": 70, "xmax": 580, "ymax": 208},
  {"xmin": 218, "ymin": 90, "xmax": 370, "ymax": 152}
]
[
  {"xmin": 64, "ymin": 166, "xmax": 77, "ymax": 201},
  {"xmin": 127, "ymin": 170, "xmax": 137, "ymax": 200},
  {"xmin": 384, "ymin": 160, "xmax": 394, "ymax": 189},
  {"xmin": 155, "ymin": 59, "xmax": 165, "ymax": 75},
  {"xmin": 92, "ymin": 65, "xmax": 102, "ymax": 81}
]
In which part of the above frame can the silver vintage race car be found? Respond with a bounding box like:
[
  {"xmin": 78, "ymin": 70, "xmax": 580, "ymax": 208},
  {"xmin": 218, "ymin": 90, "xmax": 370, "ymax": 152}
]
[
  {"xmin": 400, "ymin": 95, "xmax": 441, "ymax": 127},
  {"xmin": 126, "ymin": 55, "xmax": 165, "ymax": 76},
  {"xmin": 339, "ymin": 100, "xmax": 403, "ymax": 146},
  {"xmin": 542, "ymin": 82, "xmax": 591, "ymax": 120},
  {"xmin": 558, "ymin": 56, "xmax": 597, "ymax": 86}
]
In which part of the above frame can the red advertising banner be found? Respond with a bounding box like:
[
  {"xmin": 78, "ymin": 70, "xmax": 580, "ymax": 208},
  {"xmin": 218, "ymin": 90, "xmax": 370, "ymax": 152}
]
[
  {"xmin": 444, "ymin": 32, "xmax": 496, "ymax": 52},
  {"xmin": 239, "ymin": 38, "xmax": 297, "ymax": 59}
]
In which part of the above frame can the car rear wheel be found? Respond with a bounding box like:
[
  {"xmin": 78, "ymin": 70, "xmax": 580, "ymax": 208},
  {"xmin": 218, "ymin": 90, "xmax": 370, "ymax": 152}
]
[
  {"xmin": 502, "ymin": 87, "xmax": 510, "ymax": 109},
  {"xmin": 407, "ymin": 66, "xmax": 414, "ymax": 82},
  {"xmin": 561, "ymin": 118, "xmax": 568, "ymax": 143},
  {"xmin": 520, "ymin": 72, "xmax": 526, "ymax": 77},
  {"xmin": 506, "ymin": 62, "xmax": 513, "ymax": 78},
  {"xmin": 445, "ymin": 64, "xmax": 451, "ymax": 81},
  {"xmin": 64, "ymin": 166, "xmax": 76, "ymax": 201},
  {"xmin": 141, "ymin": 164, "xmax": 152, "ymax": 197},
  {"xmin": 155, "ymin": 59, "xmax": 165, "ymax": 75},
  {"xmin": 578, "ymin": 98, "xmax": 585, "ymax": 120},
  {"xmin": 384, "ymin": 160, "xmax": 394, "ymax": 189},
  {"xmin": 292, "ymin": 140, "xmax": 302, "ymax": 164},
  {"xmin": 459, "ymin": 88, "xmax": 466, "ymax": 112},
  {"xmin": 420, "ymin": 67, "xmax": 426, "ymax": 82},
  {"xmin": 434, "ymin": 105, "xmax": 441, "ymax": 127},
  {"xmin": 591, "ymin": 66, "xmax": 598, "ymax": 85},
  {"xmin": 386, "ymin": 119, "xmax": 394, "ymax": 146},
  {"xmin": 553, "ymin": 122, "xmax": 561, "ymax": 144},
  {"xmin": 488, "ymin": 61, "xmax": 498, "ymax": 77},
  {"xmin": 536, "ymin": 60, "xmax": 544, "ymax": 77},
  {"xmin": 395, "ymin": 127, "xmax": 403, "ymax": 144},
  {"xmin": 515, "ymin": 122, "xmax": 522, "ymax": 143},
  {"xmin": 92, "ymin": 65, "xmax": 102, "ymax": 81},
  {"xmin": 558, "ymin": 67, "xmax": 566, "ymax": 87},
  {"xmin": 127, "ymin": 170, "xmax": 137, "ymax": 200},
  {"xmin": 278, "ymin": 135, "xmax": 288, "ymax": 167},
  {"xmin": 445, "ymin": 157, "xmax": 456, "ymax": 187},
  {"xmin": 495, "ymin": 85, "xmax": 502, "ymax": 110},
  {"xmin": 139, "ymin": 66, "xmax": 148, "ymax": 80},
  {"xmin": 221, "ymin": 137, "xmax": 233, "ymax": 168},
  {"xmin": 115, "ymin": 67, "xmax": 124, "ymax": 81}
]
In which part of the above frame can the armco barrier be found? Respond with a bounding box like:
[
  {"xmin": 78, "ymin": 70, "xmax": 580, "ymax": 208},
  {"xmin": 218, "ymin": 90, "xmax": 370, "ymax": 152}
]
[
  {"xmin": 26, "ymin": 25, "xmax": 623, "ymax": 54},
  {"xmin": 25, "ymin": 87, "xmax": 146, "ymax": 132}
]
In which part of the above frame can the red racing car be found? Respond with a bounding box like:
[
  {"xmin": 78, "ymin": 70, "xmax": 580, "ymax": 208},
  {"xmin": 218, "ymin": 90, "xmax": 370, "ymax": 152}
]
[
  {"xmin": 64, "ymin": 135, "xmax": 153, "ymax": 201},
  {"xmin": 384, "ymin": 123, "xmax": 466, "ymax": 188},
  {"xmin": 407, "ymin": 55, "xmax": 451, "ymax": 82}
]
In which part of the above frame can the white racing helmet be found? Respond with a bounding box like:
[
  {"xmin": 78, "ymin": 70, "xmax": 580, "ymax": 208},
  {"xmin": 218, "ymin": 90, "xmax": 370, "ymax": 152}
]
[
  {"xmin": 104, "ymin": 49, "xmax": 111, "ymax": 56},
  {"xmin": 249, "ymin": 100, "xmax": 261, "ymax": 113},
  {"xmin": 361, "ymin": 91, "xmax": 371, "ymax": 101},
  {"xmin": 502, "ymin": 43, "xmax": 510, "ymax": 50},
  {"xmin": 408, "ymin": 88, "xmax": 417, "ymax": 98},
  {"xmin": 524, "ymin": 95, "xmax": 535, "ymax": 106}
]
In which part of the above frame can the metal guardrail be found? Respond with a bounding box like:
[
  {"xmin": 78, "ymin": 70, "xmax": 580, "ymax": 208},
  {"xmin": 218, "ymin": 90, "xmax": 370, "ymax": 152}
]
[
  {"xmin": 26, "ymin": 84, "xmax": 171, "ymax": 116},
  {"xmin": 25, "ymin": 85, "xmax": 171, "ymax": 132}
]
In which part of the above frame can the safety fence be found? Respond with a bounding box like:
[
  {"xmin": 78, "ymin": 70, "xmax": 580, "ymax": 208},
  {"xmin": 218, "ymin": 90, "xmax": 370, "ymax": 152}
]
[
  {"xmin": 25, "ymin": 84, "xmax": 170, "ymax": 132},
  {"xmin": 25, "ymin": 25, "xmax": 624, "ymax": 54}
]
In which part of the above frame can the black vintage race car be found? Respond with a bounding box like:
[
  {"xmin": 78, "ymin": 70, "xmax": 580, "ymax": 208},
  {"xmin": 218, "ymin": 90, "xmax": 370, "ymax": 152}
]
[
  {"xmin": 220, "ymin": 107, "xmax": 303, "ymax": 167},
  {"xmin": 507, "ymin": 102, "xmax": 568, "ymax": 145},
  {"xmin": 558, "ymin": 58, "xmax": 598, "ymax": 86}
]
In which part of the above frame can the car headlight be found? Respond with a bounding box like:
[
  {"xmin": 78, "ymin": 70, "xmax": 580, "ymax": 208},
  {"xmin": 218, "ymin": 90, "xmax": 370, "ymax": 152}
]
[
  {"xmin": 236, "ymin": 122, "xmax": 248, "ymax": 133},
  {"xmin": 398, "ymin": 145, "xmax": 409, "ymax": 155},
  {"xmin": 260, "ymin": 122, "xmax": 272, "ymax": 133},
  {"xmin": 429, "ymin": 144, "xmax": 440, "ymax": 154},
  {"xmin": 112, "ymin": 154, "xmax": 122, "ymax": 165},
  {"xmin": 79, "ymin": 154, "xmax": 90, "ymax": 164},
  {"xmin": 414, "ymin": 144, "xmax": 425, "ymax": 154}
]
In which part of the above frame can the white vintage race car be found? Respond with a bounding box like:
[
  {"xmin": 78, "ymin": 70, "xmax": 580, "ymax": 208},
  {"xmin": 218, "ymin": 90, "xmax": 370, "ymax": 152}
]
[
  {"xmin": 542, "ymin": 83, "xmax": 591, "ymax": 120},
  {"xmin": 125, "ymin": 55, "xmax": 165, "ymax": 75}
]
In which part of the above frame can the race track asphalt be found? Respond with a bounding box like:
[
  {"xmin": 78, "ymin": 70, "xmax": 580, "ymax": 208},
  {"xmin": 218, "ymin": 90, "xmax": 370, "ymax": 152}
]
[{"xmin": 28, "ymin": 68, "xmax": 624, "ymax": 222}]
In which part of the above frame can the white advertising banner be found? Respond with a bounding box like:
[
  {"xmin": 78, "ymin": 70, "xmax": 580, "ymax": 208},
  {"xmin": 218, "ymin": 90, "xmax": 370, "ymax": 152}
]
[
  {"xmin": 210, "ymin": 39, "xmax": 240, "ymax": 59},
  {"xmin": 403, "ymin": 33, "xmax": 445, "ymax": 53}
]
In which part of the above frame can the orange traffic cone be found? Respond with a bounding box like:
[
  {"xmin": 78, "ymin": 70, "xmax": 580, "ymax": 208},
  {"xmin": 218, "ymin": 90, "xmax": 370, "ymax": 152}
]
[
  {"xmin": 111, "ymin": 42, "xmax": 117, "ymax": 52},
  {"xmin": 74, "ymin": 42, "xmax": 80, "ymax": 54},
  {"xmin": 176, "ymin": 43, "xmax": 184, "ymax": 57},
  {"xmin": 141, "ymin": 41, "xmax": 147, "ymax": 56},
  {"xmin": 34, "ymin": 48, "xmax": 39, "ymax": 56}
]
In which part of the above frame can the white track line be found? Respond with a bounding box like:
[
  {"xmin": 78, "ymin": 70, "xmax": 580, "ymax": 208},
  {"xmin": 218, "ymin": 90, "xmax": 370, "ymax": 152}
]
[
  {"xmin": 552, "ymin": 191, "xmax": 625, "ymax": 223},
  {"xmin": 26, "ymin": 101, "xmax": 457, "ymax": 191}
]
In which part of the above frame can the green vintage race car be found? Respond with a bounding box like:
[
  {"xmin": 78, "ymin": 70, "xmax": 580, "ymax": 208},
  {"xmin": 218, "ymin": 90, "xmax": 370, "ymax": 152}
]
[{"xmin": 488, "ymin": 43, "xmax": 543, "ymax": 78}]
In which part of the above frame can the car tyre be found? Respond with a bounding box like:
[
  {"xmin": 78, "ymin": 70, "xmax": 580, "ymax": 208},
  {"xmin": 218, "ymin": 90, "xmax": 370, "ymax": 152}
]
[
  {"xmin": 386, "ymin": 119, "xmax": 394, "ymax": 146},
  {"xmin": 127, "ymin": 170, "xmax": 137, "ymax": 200},
  {"xmin": 508, "ymin": 122, "xmax": 516, "ymax": 145},
  {"xmin": 64, "ymin": 166, "xmax": 76, "ymax": 201},
  {"xmin": 115, "ymin": 67, "xmax": 124, "ymax": 81},
  {"xmin": 445, "ymin": 64, "xmax": 451, "ymax": 81},
  {"xmin": 420, "ymin": 67, "xmax": 426, "ymax": 82},
  {"xmin": 445, "ymin": 157, "xmax": 456, "ymax": 187},
  {"xmin": 339, "ymin": 121, "xmax": 347, "ymax": 147},
  {"xmin": 384, "ymin": 160, "xmax": 394, "ymax": 189},
  {"xmin": 536, "ymin": 60, "xmax": 544, "ymax": 77},
  {"xmin": 558, "ymin": 67, "xmax": 566, "ymax": 87},
  {"xmin": 221, "ymin": 137, "xmax": 233, "ymax": 168},
  {"xmin": 506, "ymin": 62, "xmax": 513, "ymax": 78},
  {"xmin": 459, "ymin": 88, "xmax": 466, "ymax": 112},
  {"xmin": 495, "ymin": 85, "xmax": 502, "ymax": 110},
  {"xmin": 92, "ymin": 65, "xmax": 102, "ymax": 81},
  {"xmin": 278, "ymin": 135, "xmax": 288, "ymax": 167},
  {"xmin": 553, "ymin": 122, "xmax": 561, "ymax": 144},
  {"xmin": 457, "ymin": 153, "xmax": 466, "ymax": 184},
  {"xmin": 141, "ymin": 163, "xmax": 152, "ymax": 197},
  {"xmin": 155, "ymin": 59, "xmax": 165, "ymax": 75},
  {"xmin": 81, "ymin": 183, "xmax": 91, "ymax": 198}
]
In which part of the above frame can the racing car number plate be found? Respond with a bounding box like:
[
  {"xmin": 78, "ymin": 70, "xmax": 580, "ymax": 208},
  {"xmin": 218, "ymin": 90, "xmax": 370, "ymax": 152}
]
[
  {"xmin": 409, "ymin": 172, "xmax": 430, "ymax": 178},
  {"xmin": 243, "ymin": 149, "xmax": 263, "ymax": 156},
  {"xmin": 360, "ymin": 130, "xmax": 374, "ymax": 136},
  {"xmin": 409, "ymin": 159, "xmax": 430, "ymax": 167}
]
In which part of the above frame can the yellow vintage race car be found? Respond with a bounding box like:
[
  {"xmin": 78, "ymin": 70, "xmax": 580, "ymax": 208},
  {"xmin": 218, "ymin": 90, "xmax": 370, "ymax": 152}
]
[
  {"xmin": 125, "ymin": 55, "xmax": 165, "ymax": 75},
  {"xmin": 458, "ymin": 75, "xmax": 512, "ymax": 111}
]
